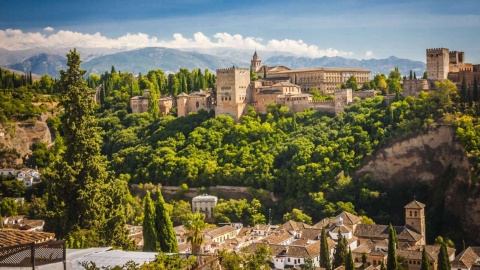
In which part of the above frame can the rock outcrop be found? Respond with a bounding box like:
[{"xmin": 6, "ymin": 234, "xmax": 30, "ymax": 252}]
[
  {"xmin": 355, "ymin": 125, "xmax": 480, "ymax": 245},
  {"xmin": 0, "ymin": 114, "xmax": 54, "ymax": 164}
]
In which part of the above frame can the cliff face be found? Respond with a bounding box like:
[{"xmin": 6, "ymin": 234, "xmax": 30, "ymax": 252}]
[
  {"xmin": 355, "ymin": 125, "xmax": 480, "ymax": 244},
  {"xmin": 0, "ymin": 114, "xmax": 54, "ymax": 164}
]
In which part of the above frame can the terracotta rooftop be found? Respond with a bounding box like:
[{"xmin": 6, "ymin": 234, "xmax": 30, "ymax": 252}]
[
  {"xmin": 204, "ymin": 225, "xmax": 236, "ymax": 239},
  {"xmin": 0, "ymin": 229, "xmax": 55, "ymax": 247},
  {"xmin": 262, "ymin": 230, "xmax": 293, "ymax": 245},
  {"xmin": 354, "ymin": 225, "xmax": 422, "ymax": 242},
  {"xmin": 452, "ymin": 246, "xmax": 480, "ymax": 269}
]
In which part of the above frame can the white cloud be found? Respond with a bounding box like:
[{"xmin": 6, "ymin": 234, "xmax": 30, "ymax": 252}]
[
  {"xmin": 43, "ymin": 27, "xmax": 54, "ymax": 32},
  {"xmin": 0, "ymin": 28, "xmax": 352, "ymax": 58},
  {"xmin": 365, "ymin": 51, "xmax": 373, "ymax": 57}
]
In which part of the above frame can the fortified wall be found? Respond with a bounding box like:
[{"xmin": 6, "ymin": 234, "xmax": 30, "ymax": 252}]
[{"xmin": 402, "ymin": 79, "xmax": 429, "ymax": 97}]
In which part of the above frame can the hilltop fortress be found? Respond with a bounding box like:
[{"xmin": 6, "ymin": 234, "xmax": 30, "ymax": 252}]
[
  {"xmin": 173, "ymin": 52, "xmax": 372, "ymax": 121},
  {"xmin": 404, "ymin": 48, "xmax": 480, "ymax": 96}
]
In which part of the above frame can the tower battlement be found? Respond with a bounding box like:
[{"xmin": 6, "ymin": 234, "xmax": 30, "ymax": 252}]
[
  {"xmin": 426, "ymin": 48, "xmax": 449, "ymax": 53},
  {"xmin": 217, "ymin": 67, "xmax": 249, "ymax": 73}
]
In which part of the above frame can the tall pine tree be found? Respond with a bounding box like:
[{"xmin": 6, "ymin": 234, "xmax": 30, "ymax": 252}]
[
  {"xmin": 143, "ymin": 191, "xmax": 157, "ymax": 252},
  {"xmin": 421, "ymin": 247, "xmax": 431, "ymax": 270},
  {"xmin": 437, "ymin": 242, "xmax": 451, "ymax": 270},
  {"xmin": 473, "ymin": 76, "xmax": 478, "ymax": 103},
  {"xmin": 345, "ymin": 247, "xmax": 355, "ymax": 270},
  {"xmin": 44, "ymin": 49, "xmax": 128, "ymax": 247},
  {"xmin": 155, "ymin": 189, "xmax": 178, "ymax": 253},
  {"xmin": 387, "ymin": 224, "xmax": 398, "ymax": 270},
  {"xmin": 148, "ymin": 85, "xmax": 159, "ymax": 118},
  {"xmin": 320, "ymin": 227, "xmax": 331, "ymax": 270},
  {"xmin": 333, "ymin": 233, "xmax": 347, "ymax": 268}
]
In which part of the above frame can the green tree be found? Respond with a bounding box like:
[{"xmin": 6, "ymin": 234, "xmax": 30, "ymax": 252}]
[
  {"xmin": 345, "ymin": 247, "xmax": 355, "ymax": 270},
  {"xmin": 346, "ymin": 76, "xmax": 359, "ymax": 91},
  {"xmin": 421, "ymin": 247, "xmax": 431, "ymax": 270},
  {"xmin": 143, "ymin": 191, "xmax": 157, "ymax": 251},
  {"xmin": 44, "ymin": 49, "xmax": 126, "ymax": 246},
  {"xmin": 333, "ymin": 233, "xmax": 347, "ymax": 268},
  {"xmin": 155, "ymin": 189, "xmax": 178, "ymax": 253},
  {"xmin": 437, "ymin": 242, "xmax": 451, "ymax": 270},
  {"xmin": 0, "ymin": 198, "xmax": 18, "ymax": 216},
  {"xmin": 381, "ymin": 261, "xmax": 387, "ymax": 270},
  {"xmin": 320, "ymin": 227, "xmax": 331, "ymax": 270},
  {"xmin": 283, "ymin": 208, "xmax": 312, "ymax": 224},
  {"xmin": 243, "ymin": 244, "xmax": 273, "ymax": 270},
  {"xmin": 302, "ymin": 257, "xmax": 316, "ymax": 270},
  {"xmin": 473, "ymin": 76, "xmax": 478, "ymax": 103},
  {"xmin": 387, "ymin": 224, "xmax": 398, "ymax": 270},
  {"xmin": 148, "ymin": 87, "xmax": 159, "ymax": 118},
  {"xmin": 184, "ymin": 212, "xmax": 207, "ymax": 259},
  {"xmin": 423, "ymin": 71, "xmax": 428, "ymax": 79}
]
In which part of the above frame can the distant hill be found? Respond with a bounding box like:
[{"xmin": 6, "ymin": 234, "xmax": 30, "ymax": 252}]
[
  {"xmin": 3, "ymin": 47, "xmax": 427, "ymax": 78},
  {"xmin": 7, "ymin": 53, "xmax": 66, "ymax": 78},
  {"xmin": 264, "ymin": 55, "xmax": 426, "ymax": 76},
  {"xmin": 81, "ymin": 47, "xmax": 237, "ymax": 75}
]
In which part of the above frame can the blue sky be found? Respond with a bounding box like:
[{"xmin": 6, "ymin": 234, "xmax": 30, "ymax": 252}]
[{"xmin": 1, "ymin": 0, "xmax": 479, "ymax": 62}]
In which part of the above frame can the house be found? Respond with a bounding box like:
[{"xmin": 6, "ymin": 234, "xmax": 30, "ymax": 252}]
[
  {"xmin": 253, "ymin": 224, "xmax": 271, "ymax": 236},
  {"xmin": 452, "ymin": 247, "xmax": 480, "ymax": 270},
  {"xmin": 174, "ymin": 225, "xmax": 189, "ymax": 244},
  {"xmin": 192, "ymin": 194, "xmax": 218, "ymax": 219},
  {"xmin": 203, "ymin": 225, "xmax": 237, "ymax": 244},
  {"xmin": 0, "ymin": 168, "xmax": 16, "ymax": 176}
]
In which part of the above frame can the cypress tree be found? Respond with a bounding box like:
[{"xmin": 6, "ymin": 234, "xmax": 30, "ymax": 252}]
[
  {"xmin": 148, "ymin": 85, "xmax": 160, "ymax": 118},
  {"xmin": 473, "ymin": 76, "xmax": 478, "ymax": 103},
  {"xmin": 421, "ymin": 247, "xmax": 430, "ymax": 270},
  {"xmin": 143, "ymin": 191, "xmax": 157, "ymax": 252},
  {"xmin": 333, "ymin": 233, "xmax": 347, "ymax": 268},
  {"xmin": 461, "ymin": 75, "xmax": 467, "ymax": 103},
  {"xmin": 414, "ymin": 71, "xmax": 417, "ymax": 80},
  {"xmin": 44, "ymin": 49, "xmax": 128, "ymax": 246},
  {"xmin": 155, "ymin": 189, "xmax": 178, "ymax": 253},
  {"xmin": 320, "ymin": 227, "xmax": 331, "ymax": 270},
  {"xmin": 345, "ymin": 247, "xmax": 355, "ymax": 270},
  {"xmin": 437, "ymin": 242, "xmax": 451, "ymax": 270},
  {"xmin": 387, "ymin": 224, "xmax": 398, "ymax": 270},
  {"xmin": 409, "ymin": 70, "xmax": 413, "ymax": 80}
]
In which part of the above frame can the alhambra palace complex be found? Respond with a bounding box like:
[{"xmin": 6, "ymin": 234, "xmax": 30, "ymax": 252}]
[{"xmin": 130, "ymin": 48, "xmax": 480, "ymax": 120}]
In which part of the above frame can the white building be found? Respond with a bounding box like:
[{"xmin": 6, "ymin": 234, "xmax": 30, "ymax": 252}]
[{"xmin": 192, "ymin": 194, "xmax": 218, "ymax": 219}]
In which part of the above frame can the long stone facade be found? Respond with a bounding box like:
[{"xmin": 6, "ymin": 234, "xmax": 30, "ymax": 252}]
[{"xmin": 252, "ymin": 51, "xmax": 370, "ymax": 94}]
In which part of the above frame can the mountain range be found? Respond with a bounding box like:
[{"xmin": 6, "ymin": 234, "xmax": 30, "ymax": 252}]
[{"xmin": 1, "ymin": 47, "xmax": 426, "ymax": 78}]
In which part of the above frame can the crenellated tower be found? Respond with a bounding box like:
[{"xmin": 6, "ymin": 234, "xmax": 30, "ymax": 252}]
[
  {"xmin": 426, "ymin": 48, "xmax": 450, "ymax": 81},
  {"xmin": 215, "ymin": 67, "xmax": 252, "ymax": 121}
]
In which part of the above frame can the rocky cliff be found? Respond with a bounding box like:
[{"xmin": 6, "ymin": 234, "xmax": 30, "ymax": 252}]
[
  {"xmin": 355, "ymin": 125, "xmax": 480, "ymax": 245},
  {"xmin": 0, "ymin": 114, "xmax": 54, "ymax": 164}
]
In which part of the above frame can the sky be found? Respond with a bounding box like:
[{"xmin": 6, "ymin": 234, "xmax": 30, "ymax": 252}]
[{"xmin": 1, "ymin": 0, "xmax": 479, "ymax": 62}]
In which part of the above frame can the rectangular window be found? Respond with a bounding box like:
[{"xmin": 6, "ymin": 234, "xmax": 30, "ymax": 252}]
[{"xmin": 415, "ymin": 211, "xmax": 418, "ymax": 217}]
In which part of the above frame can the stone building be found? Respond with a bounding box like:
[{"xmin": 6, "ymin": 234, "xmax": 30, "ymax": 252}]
[
  {"xmin": 192, "ymin": 194, "xmax": 218, "ymax": 219},
  {"xmin": 130, "ymin": 89, "xmax": 174, "ymax": 116},
  {"xmin": 426, "ymin": 48, "xmax": 480, "ymax": 86},
  {"xmin": 177, "ymin": 89, "xmax": 215, "ymax": 117},
  {"xmin": 403, "ymin": 79, "xmax": 429, "ymax": 97},
  {"xmin": 252, "ymin": 51, "xmax": 370, "ymax": 94},
  {"xmin": 215, "ymin": 68, "xmax": 252, "ymax": 121}
]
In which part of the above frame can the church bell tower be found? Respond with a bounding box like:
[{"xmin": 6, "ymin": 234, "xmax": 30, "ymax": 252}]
[{"xmin": 404, "ymin": 199, "xmax": 426, "ymax": 245}]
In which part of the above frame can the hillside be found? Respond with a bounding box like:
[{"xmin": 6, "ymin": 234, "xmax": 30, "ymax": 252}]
[
  {"xmin": 7, "ymin": 53, "xmax": 66, "ymax": 78},
  {"xmin": 82, "ymin": 47, "xmax": 236, "ymax": 75},
  {"xmin": 2, "ymin": 47, "xmax": 427, "ymax": 78}
]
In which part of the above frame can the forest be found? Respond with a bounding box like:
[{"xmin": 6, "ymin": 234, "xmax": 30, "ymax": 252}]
[{"xmin": 0, "ymin": 52, "xmax": 479, "ymax": 249}]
